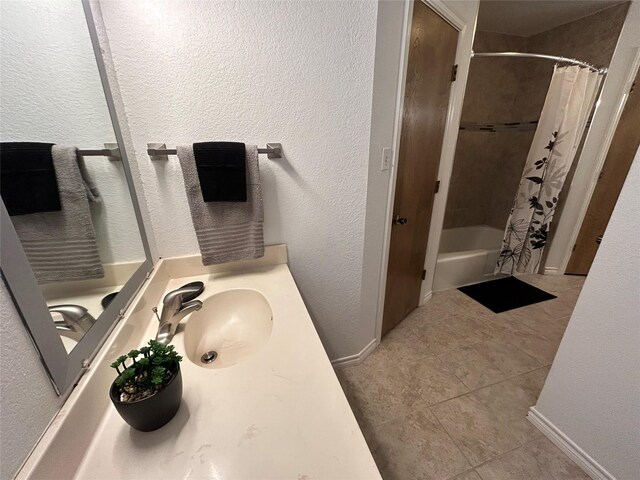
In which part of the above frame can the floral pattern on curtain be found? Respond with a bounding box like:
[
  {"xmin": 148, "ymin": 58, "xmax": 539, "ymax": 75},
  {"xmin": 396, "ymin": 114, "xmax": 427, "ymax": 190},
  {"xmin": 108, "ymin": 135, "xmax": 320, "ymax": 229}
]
[{"xmin": 496, "ymin": 66, "xmax": 601, "ymax": 275}]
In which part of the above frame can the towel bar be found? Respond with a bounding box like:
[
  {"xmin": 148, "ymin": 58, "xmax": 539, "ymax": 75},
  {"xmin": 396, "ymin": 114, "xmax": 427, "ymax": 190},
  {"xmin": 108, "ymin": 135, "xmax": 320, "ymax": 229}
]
[
  {"xmin": 147, "ymin": 143, "xmax": 282, "ymax": 160},
  {"xmin": 77, "ymin": 143, "xmax": 120, "ymax": 161}
]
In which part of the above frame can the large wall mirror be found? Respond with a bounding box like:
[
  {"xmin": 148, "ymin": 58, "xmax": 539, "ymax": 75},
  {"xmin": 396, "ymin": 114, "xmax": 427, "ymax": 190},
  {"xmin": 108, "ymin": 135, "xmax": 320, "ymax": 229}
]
[{"xmin": 0, "ymin": 1, "xmax": 153, "ymax": 394}]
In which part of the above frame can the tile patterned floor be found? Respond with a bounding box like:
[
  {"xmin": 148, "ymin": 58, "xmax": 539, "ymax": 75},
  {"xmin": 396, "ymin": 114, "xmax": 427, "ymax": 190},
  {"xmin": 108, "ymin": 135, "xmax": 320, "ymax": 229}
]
[{"xmin": 336, "ymin": 274, "xmax": 589, "ymax": 480}]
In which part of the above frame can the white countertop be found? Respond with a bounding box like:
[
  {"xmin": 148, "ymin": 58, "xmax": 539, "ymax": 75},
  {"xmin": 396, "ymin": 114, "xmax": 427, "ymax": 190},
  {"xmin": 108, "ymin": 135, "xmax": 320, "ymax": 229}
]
[{"xmin": 70, "ymin": 263, "xmax": 380, "ymax": 479}]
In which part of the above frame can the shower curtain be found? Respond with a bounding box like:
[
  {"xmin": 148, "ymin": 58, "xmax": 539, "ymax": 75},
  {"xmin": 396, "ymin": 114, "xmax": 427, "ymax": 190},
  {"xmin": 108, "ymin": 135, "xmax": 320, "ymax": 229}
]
[{"xmin": 496, "ymin": 65, "xmax": 601, "ymax": 275}]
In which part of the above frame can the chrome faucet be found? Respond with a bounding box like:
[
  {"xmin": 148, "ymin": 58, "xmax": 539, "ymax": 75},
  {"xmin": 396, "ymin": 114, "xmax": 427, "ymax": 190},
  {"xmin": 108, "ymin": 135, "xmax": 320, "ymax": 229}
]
[{"xmin": 155, "ymin": 283, "xmax": 204, "ymax": 345}]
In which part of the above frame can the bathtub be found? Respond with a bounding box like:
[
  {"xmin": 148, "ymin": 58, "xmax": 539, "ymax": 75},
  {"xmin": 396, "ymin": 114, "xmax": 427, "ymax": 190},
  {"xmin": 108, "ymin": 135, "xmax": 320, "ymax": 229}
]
[{"xmin": 433, "ymin": 225, "xmax": 505, "ymax": 291}]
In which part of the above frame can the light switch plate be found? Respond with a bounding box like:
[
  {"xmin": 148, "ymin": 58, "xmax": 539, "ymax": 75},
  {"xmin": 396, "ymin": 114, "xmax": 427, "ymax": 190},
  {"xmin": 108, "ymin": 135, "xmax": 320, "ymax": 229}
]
[{"xmin": 381, "ymin": 148, "xmax": 391, "ymax": 171}]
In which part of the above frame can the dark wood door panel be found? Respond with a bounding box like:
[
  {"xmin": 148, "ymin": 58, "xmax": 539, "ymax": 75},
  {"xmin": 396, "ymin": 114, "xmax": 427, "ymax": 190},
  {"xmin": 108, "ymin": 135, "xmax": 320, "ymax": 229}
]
[{"xmin": 382, "ymin": 2, "xmax": 458, "ymax": 335}]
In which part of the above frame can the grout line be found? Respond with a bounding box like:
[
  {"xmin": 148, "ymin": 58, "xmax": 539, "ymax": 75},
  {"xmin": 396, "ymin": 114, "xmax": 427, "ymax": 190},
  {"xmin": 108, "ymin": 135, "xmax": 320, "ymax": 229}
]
[
  {"xmin": 426, "ymin": 361, "xmax": 548, "ymax": 408},
  {"xmin": 429, "ymin": 404, "xmax": 476, "ymax": 471}
]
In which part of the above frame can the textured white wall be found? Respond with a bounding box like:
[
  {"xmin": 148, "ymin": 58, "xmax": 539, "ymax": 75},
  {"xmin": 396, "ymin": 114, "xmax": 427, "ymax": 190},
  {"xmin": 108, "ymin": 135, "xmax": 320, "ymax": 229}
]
[
  {"xmin": 0, "ymin": 282, "xmax": 63, "ymax": 479},
  {"xmin": 0, "ymin": 0, "xmax": 144, "ymax": 264},
  {"xmin": 99, "ymin": 0, "xmax": 378, "ymax": 359},
  {"xmin": 534, "ymin": 149, "xmax": 640, "ymax": 479}
]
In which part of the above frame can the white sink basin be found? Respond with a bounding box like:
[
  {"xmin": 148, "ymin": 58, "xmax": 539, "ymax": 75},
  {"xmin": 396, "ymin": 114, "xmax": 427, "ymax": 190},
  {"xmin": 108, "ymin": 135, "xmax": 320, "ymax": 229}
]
[{"xmin": 183, "ymin": 289, "xmax": 273, "ymax": 369}]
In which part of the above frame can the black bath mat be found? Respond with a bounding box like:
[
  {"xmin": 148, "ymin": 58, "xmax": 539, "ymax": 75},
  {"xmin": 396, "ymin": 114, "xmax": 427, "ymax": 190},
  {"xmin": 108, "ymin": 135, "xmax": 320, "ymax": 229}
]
[{"xmin": 458, "ymin": 276, "xmax": 556, "ymax": 313}]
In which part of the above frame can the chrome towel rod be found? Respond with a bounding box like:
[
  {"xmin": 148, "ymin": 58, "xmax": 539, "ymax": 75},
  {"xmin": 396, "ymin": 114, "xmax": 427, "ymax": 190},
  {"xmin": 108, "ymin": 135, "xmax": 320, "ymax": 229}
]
[
  {"xmin": 77, "ymin": 143, "xmax": 120, "ymax": 160},
  {"xmin": 147, "ymin": 142, "xmax": 282, "ymax": 160}
]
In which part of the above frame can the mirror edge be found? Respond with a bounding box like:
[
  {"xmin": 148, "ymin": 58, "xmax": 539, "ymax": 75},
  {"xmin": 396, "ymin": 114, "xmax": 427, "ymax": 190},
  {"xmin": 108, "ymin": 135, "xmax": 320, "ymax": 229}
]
[
  {"xmin": 1, "ymin": 202, "xmax": 68, "ymax": 394},
  {"xmin": 82, "ymin": 0, "xmax": 154, "ymax": 264}
]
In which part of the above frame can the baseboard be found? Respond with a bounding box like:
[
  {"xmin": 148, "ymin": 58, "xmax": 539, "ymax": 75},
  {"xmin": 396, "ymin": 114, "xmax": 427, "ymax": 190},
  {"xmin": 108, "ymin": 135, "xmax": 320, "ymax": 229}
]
[
  {"xmin": 543, "ymin": 266, "xmax": 561, "ymax": 275},
  {"xmin": 528, "ymin": 407, "xmax": 616, "ymax": 480},
  {"xmin": 331, "ymin": 338, "xmax": 378, "ymax": 368},
  {"xmin": 421, "ymin": 290, "xmax": 433, "ymax": 305}
]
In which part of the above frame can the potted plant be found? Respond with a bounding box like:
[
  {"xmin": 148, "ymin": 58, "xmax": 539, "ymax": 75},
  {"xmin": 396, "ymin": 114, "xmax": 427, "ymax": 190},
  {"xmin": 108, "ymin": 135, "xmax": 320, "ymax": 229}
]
[{"xmin": 109, "ymin": 339, "xmax": 183, "ymax": 431}]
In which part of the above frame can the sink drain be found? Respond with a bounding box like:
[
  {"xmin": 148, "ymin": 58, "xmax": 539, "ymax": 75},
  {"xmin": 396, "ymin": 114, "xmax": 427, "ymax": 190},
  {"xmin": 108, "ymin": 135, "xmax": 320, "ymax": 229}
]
[{"xmin": 201, "ymin": 350, "xmax": 218, "ymax": 364}]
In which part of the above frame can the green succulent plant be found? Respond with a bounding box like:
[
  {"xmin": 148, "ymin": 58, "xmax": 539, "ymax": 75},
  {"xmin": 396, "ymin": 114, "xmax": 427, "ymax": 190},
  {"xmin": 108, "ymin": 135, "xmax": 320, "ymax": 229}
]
[{"xmin": 110, "ymin": 339, "xmax": 182, "ymax": 402}]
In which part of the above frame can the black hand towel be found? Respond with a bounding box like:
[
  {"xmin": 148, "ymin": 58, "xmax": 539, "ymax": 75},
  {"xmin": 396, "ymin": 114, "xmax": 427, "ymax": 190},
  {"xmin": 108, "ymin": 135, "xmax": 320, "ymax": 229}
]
[
  {"xmin": 1, "ymin": 142, "xmax": 61, "ymax": 216},
  {"xmin": 193, "ymin": 141, "xmax": 247, "ymax": 202}
]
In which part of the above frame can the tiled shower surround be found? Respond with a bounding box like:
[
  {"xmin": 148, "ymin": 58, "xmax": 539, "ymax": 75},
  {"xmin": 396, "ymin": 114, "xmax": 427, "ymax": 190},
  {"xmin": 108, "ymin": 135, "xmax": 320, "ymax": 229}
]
[{"xmin": 444, "ymin": 4, "xmax": 628, "ymax": 231}]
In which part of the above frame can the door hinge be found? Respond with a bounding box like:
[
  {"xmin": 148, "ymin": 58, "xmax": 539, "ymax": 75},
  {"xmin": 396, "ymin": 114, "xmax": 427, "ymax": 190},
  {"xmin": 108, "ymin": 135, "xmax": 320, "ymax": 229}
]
[
  {"xmin": 572, "ymin": 243, "xmax": 577, "ymax": 252},
  {"xmin": 422, "ymin": 269, "xmax": 426, "ymax": 280},
  {"xmin": 434, "ymin": 180, "xmax": 441, "ymax": 193},
  {"xmin": 451, "ymin": 64, "xmax": 458, "ymax": 82}
]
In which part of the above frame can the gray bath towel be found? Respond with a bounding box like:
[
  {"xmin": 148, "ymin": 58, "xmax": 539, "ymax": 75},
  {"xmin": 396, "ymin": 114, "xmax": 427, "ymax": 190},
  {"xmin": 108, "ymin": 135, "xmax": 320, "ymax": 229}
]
[
  {"xmin": 77, "ymin": 156, "xmax": 101, "ymax": 203},
  {"xmin": 11, "ymin": 145, "xmax": 104, "ymax": 283},
  {"xmin": 177, "ymin": 144, "xmax": 264, "ymax": 265}
]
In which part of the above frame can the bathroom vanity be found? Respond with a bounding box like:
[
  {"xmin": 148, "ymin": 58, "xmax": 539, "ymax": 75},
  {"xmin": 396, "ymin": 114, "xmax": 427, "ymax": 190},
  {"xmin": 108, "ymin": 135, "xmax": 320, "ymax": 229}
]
[{"xmin": 18, "ymin": 246, "xmax": 381, "ymax": 479}]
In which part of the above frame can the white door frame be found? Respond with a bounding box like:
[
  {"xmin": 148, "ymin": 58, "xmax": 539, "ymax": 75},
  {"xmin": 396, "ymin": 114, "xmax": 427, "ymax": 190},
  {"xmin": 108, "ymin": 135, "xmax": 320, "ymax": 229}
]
[{"xmin": 373, "ymin": 0, "xmax": 478, "ymax": 343}]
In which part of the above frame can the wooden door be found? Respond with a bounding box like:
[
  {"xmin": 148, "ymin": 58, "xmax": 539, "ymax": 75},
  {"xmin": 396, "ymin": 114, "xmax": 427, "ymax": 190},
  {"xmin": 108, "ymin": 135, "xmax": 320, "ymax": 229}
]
[
  {"xmin": 382, "ymin": 2, "xmax": 458, "ymax": 336},
  {"xmin": 566, "ymin": 72, "xmax": 640, "ymax": 275}
]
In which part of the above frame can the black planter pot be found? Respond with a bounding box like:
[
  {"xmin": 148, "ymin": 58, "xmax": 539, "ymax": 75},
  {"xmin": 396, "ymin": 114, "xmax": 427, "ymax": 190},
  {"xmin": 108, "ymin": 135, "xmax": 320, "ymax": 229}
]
[{"xmin": 109, "ymin": 367, "xmax": 182, "ymax": 432}]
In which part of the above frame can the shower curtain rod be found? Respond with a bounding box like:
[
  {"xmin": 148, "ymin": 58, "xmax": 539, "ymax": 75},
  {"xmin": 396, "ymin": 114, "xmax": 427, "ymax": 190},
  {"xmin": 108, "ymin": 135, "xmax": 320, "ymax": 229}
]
[{"xmin": 471, "ymin": 51, "xmax": 607, "ymax": 74}]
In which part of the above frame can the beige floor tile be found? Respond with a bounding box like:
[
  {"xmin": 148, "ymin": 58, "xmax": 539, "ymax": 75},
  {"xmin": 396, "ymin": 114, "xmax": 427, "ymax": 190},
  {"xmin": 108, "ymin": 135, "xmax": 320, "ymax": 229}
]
[
  {"xmin": 505, "ymin": 416, "xmax": 544, "ymax": 445},
  {"xmin": 381, "ymin": 323, "xmax": 433, "ymax": 362},
  {"xmin": 524, "ymin": 436, "xmax": 590, "ymax": 480},
  {"xmin": 439, "ymin": 345, "xmax": 507, "ymax": 390},
  {"xmin": 492, "ymin": 302, "xmax": 569, "ymax": 350},
  {"xmin": 412, "ymin": 316, "xmax": 462, "ymax": 345},
  {"xmin": 446, "ymin": 290, "xmax": 496, "ymax": 320},
  {"xmin": 342, "ymin": 377, "xmax": 415, "ymax": 428},
  {"xmin": 400, "ymin": 356, "xmax": 469, "ymax": 405},
  {"xmin": 509, "ymin": 366, "xmax": 550, "ymax": 398},
  {"xmin": 444, "ymin": 314, "xmax": 498, "ymax": 343},
  {"xmin": 430, "ymin": 394, "xmax": 520, "ymax": 466},
  {"xmin": 414, "ymin": 314, "xmax": 496, "ymax": 354},
  {"xmin": 473, "ymin": 367, "xmax": 550, "ymax": 444},
  {"xmin": 338, "ymin": 349, "xmax": 423, "ymax": 427},
  {"xmin": 500, "ymin": 329, "xmax": 560, "ymax": 365},
  {"xmin": 518, "ymin": 274, "xmax": 585, "ymax": 294},
  {"xmin": 476, "ymin": 436, "xmax": 590, "ymax": 480},
  {"xmin": 518, "ymin": 314, "xmax": 570, "ymax": 343},
  {"xmin": 392, "ymin": 306, "xmax": 432, "ymax": 333},
  {"xmin": 471, "ymin": 338, "xmax": 541, "ymax": 376},
  {"xmin": 413, "ymin": 326, "xmax": 464, "ymax": 355},
  {"xmin": 366, "ymin": 405, "xmax": 472, "ymax": 480},
  {"xmin": 494, "ymin": 304, "xmax": 555, "ymax": 332},
  {"xmin": 414, "ymin": 291, "xmax": 465, "ymax": 322},
  {"xmin": 535, "ymin": 290, "xmax": 581, "ymax": 319},
  {"xmin": 453, "ymin": 470, "xmax": 483, "ymax": 480},
  {"xmin": 336, "ymin": 274, "xmax": 583, "ymax": 480},
  {"xmin": 476, "ymin": 444, "xmax": 549, "ymax": 479}
]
